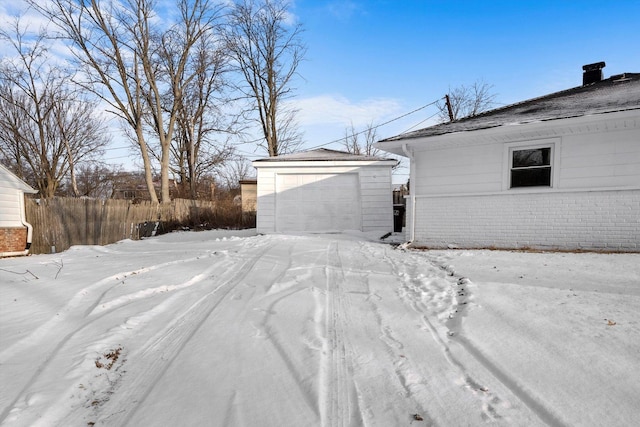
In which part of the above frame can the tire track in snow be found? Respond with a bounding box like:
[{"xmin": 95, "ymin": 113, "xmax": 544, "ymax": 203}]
[
  {"xmin": 0, "ymin": 252, "xmax": 221, "ymax": 364},
  {"xmin": 0, "ymin": 250, "xmax": 233, "ymax": 425},
  {"xmin": 0, "ymin": 239, "xmax": 264, "ymax": 424},
  {"xmin": 42, "ymin": 256, "xmax": 237, "ymax": 427},
  {"xmin": 95, "ymin": 241, "xmax": 277, "ymax": 426},
  {"xmin": 360, "ymin": 243, "xmax": 438, "ymax": 425},
  {"xmin": 319, "ymin": 241, "xmax": 363, "ymax": 427},
  {"xmin": 252, "ymin": 240, "xmax": 325, "ymax": 419}
]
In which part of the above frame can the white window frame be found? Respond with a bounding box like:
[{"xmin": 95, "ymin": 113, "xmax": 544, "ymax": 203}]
[{"xmin": 502, "ymin": 138, "xmax": 560, "ymax": 191}]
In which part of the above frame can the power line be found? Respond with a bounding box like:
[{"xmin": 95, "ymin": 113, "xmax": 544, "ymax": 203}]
[
  {"xmin": 305, "ymin": 97, "xmax": 442, "ymax": 151},
  {"xmin": 101, "ymin": 154, "xmax": 134, "ymax": 161},
  {"xmin": 398, "ymin": 110, "xmax": 440, "ymax": 134},
  {"xmin": 100, "ymin": 98, "xmax": 443, "ymax": 163},
  {"xmin": 102, "ymin": 145, "xmax": 134, "ymax": 152}
]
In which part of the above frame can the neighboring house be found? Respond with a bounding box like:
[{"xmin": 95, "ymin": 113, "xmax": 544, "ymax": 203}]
[
  {"xmin": 0, "ymin": 164, "xmax": 38, "ymax": 257},
  {"xmin": 253, "ymin": 148, "xmax": 397, "ymax": 234},
  {"xmin": 377, "ymin": 63, "xmax": 640, "ymax": 251}
]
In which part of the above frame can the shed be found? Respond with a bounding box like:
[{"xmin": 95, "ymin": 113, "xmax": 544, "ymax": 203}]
[
  {"xmin": 377, "ymin": 64, "xmax": 640, "ymax": 252},
  {"xmin": 252, "ymin": 148, "xmax": 397, "ymax": 234},
  {"xmin": 0, "ymin": 164, "xmax": 38, "ymax": 257}
]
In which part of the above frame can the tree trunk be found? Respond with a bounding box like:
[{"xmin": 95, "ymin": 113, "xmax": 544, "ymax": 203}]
[
  {"xmin": 188, "ymin": 119, "xmax": 197, "ymax": 199},
  {"xmin": 136, "ymin": 124, "xmax": 159, "ymax": 203}
]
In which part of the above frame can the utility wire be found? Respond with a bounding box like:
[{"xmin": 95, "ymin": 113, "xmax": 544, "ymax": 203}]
[
  {"xmin": 398, "ymin": 110, "xmax": 441, "ymax": 135},
  {"xmin": 102, "ymin": 98, "xmax": 443, "ymax": 163},
  {"xmin": 101, "ymin": 154, "xmax": 134, "ymax": 161},
  {"xmin": 305, "ymin": 97, "xmax": 443, "ymax": 151}
]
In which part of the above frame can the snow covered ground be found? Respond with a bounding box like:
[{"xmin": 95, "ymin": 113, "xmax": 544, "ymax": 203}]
[{"xmin": 1, "ymin": 230, "xmax": 639, "ymax": 427}]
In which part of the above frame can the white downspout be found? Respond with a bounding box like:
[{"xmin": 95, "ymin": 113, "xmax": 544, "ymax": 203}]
[
  {"xmin": 20, "ymin": 191, "xmax": 33, "ymax": 252},
  {"xmin": 2, "ymin": 191, "xmax": 33, "ymax": 257},
  {"xmin": 401, "ymin": 143, "xmax": 416, "ymax": 243}
]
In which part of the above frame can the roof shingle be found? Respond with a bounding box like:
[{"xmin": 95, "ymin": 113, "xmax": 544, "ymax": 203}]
[{"xmin": 381, "ymin": 73, "xmax": 640, "ymax": 142}]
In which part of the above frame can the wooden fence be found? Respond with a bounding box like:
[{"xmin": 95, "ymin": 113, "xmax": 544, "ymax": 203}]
[{"xmin": 25, "ymin": 197, "xmax": 250, "ymax": 255}]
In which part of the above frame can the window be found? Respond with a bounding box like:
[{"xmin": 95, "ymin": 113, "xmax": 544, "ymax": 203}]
[{"xmin": 510, "ymin": 146, "xmax": 552, "ymax": 188}]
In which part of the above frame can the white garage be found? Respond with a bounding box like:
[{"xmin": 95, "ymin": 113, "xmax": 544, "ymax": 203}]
[{"xmin": 253, "ymin": 149, "xmax": 396, "ymax": 234}]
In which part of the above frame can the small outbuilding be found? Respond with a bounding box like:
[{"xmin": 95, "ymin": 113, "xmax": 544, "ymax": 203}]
[
  {"xmin": 377, "ymin": 63, "xmax": 640, "ymax": 252},
  {"xmin": 0, "ymin": 164, "xmax": 38, "ymax": 257},
  {"xmin": 252, "ymin": 148, "xmax": 397, "ymax": 234}
]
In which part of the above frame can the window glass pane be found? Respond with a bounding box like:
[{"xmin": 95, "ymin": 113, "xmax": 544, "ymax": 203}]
[
  {"xmin": 512, "ymin": 148, "xmax": 550, "ymax": 168},
  {"xmin": 511, "ymin": 167, "xmax": 551, "ymax": 187}
]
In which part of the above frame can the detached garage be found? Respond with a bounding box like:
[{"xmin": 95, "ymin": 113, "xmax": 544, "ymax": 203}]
[{"xmin": 253, "ymin": 149, "xmax": 396, "ymax": 234}]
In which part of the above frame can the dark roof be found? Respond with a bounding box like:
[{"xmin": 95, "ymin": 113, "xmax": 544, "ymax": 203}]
[
  {"xmin": 253, "ymin": 148, "xmax": 395, "ymax": 162},
  {"xmin": 381, "ymin": 72, "xmax": 640, "ymax": 142}
]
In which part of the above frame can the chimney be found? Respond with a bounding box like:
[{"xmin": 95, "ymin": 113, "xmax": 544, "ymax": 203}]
[{"xmin": 582, "ymin": 61, "xmax": 606, "ymax": 85}]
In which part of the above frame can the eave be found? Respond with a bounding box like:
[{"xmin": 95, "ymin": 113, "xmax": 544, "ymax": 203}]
[{"xmin": 376, "ymin": 108, "xmax": 640, "ymax": 156}]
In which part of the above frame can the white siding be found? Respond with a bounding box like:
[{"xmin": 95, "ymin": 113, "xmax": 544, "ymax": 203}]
[
  {"xmin": 413, "ymin": 125, "xmax": 640, "ymax": 196},
  {"xmin": 0, "ymin": 186, "xmax": 23, "ymax": 228},
  {"xmin": 256, "ymin": 168, "xmax": 276, "ymax": 233},
  {"xmin": 255, "ymin": 163, "xmax": 393, "ymax": 234},
  {"xmin": 0, "ymin": 165, "xmax": 35, "ymax": 229},
  {"xmin": 404, "ymin": 112, "xmax": 640, "ymax": 251},
  {"xmin": 557, "ymin": 128, "xmax": 640, "ymax": 189},
  {"xmin": 359, "ymin": 166, "xmax": 393, "ymax": 231},
  {"xmin": 413, "ymin": 143, "xmax": 503, "ymax": 195}
]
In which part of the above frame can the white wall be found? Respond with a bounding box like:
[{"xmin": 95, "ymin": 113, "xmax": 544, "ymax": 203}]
[
  {"xmin": 406, "ymin": 113, "xmax": 640, "ymax": 251},
  {"xmin": 558, "ymin": 128, "xmax": 640, "ymax": 189},
  {"xmin": 0, "ymin": 185, "xmax": 23, "ymax": 228},
  {"xmin": 413, "ymin": 143, "xmax": 503, "ymax": 195},
  {"xmin": 359, "ymin": 166, "xmax": 393, "ymax": 231},
  {"xmin": 256, "ymin": 168, "xmax": 276, "ymax": 233},
  {"xmin": 410, "ymin": 190, "xmax": 639, "ymax": 251},
  {"xmin": 255, "ymin": 163, "xmax": 393, "ymax": 234},
  {"xmin": 412, "ymin": 126, "xmax": 640, "ymax": 195}
]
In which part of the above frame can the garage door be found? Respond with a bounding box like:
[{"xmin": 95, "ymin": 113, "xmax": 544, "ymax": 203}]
[{"xmin": 276, "ymin": 173, "xmax": 361, "ymax": 232}]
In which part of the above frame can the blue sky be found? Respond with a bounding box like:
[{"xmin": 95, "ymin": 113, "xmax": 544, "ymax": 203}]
[
  {"xmin": 281, "ymin": 0, "xmax": 640, "ymax": 182},
  {"xmin": 2, "ymin": 0, "xmax": 639, "ymax": 183}
]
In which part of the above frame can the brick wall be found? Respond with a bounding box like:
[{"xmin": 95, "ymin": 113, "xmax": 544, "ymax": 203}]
[
  {"xmin": 0, "ymin": 227, "xmax": 28, "ymax": 253},
  {"xmin": 411, "ymin": 189, "xmax": 640, "ymax": 251}
]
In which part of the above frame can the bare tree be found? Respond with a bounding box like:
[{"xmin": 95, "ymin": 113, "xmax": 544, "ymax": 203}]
[
  {"xmin": 28, "ymin": 0, "xmax": 227, "ymax": 203},
  {"xmin": 437, "ymin": 80, "xmax": 497, "ymax": 122},
  {"xmin": 0, "ymin": 21, "xmax": 109, "ymax": 198},
  {"xmin": 28, "ymin": 0, "xmax": 159, "ymax": 201},
  {"xmin": 217, "ymin": 156, "xmax": 254, "ymax": 191},
  {"xmin": 61, "ymin": 164, "xmax": 121, "ymax": 198},
  {"xmin": 141, "ymin": 0, "xmax": 230, "ymax": 202},
  {"xmin": 163, "ymin": 26, "xmax": 237, "ymax": 199},
  {"xmin": 342, "ymin": 122, "xmax": 382, "ymax": 157},
  {"xmin": 226, "ymin": 0, "xmax": 305, "ymax": 156}
]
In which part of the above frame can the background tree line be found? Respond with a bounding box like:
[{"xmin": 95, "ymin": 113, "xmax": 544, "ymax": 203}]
[{"xmin": 0, "ymin": 0, "xmax": 304, "ymax": 202}]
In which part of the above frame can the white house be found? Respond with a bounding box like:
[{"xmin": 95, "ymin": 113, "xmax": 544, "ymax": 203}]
[
  {"xmin": 0, "ymin": 164, "xmax": 38, "ymax": 257},
  {"xmin": 377, "ymin": 64, "xmax": 640, "ymax": 252},
  {"xmin": 253, "ymin": 148, "xmax": 397, "ymax": 234}
]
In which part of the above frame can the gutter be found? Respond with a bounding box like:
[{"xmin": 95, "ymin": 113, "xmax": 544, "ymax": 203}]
[
  {"xmin": 2, "ymin": 192, "xmax": 33, "ymax": 257},
  {"xmin": 401, "ymin": 143, "xmax": 416, "ymax": 243}
]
